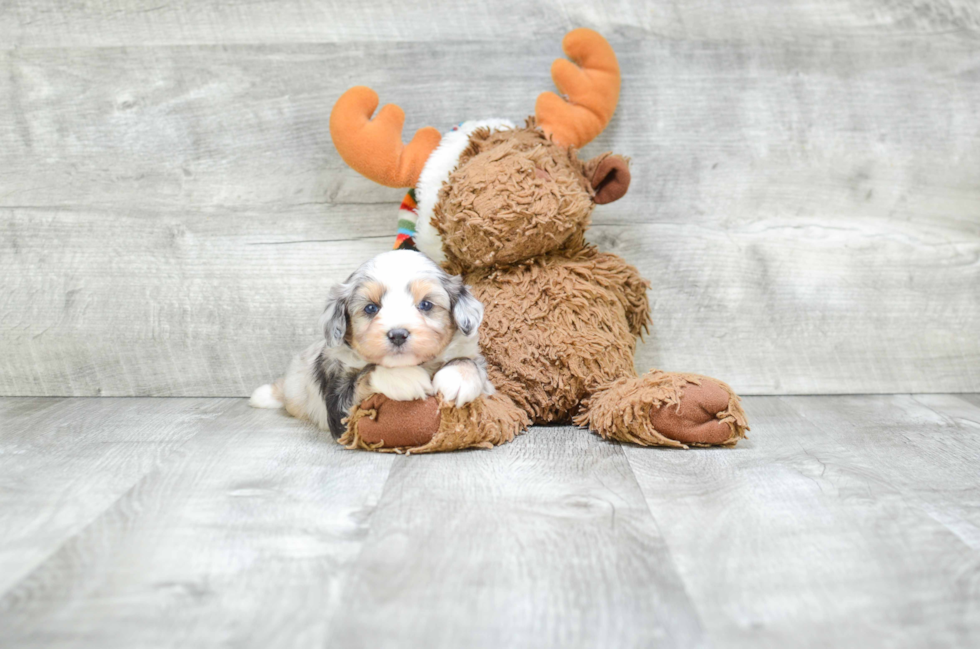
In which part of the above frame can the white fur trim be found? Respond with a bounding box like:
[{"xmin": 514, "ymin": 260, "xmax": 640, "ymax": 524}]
[{"xmin": 414, "ymin": 119, "xmax": 515, "ymax": 262}]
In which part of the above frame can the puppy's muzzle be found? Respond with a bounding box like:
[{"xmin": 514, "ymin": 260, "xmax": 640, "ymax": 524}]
[{"xmin": 387, "ymin": 328, "xmax": 410, "ymax": 347}]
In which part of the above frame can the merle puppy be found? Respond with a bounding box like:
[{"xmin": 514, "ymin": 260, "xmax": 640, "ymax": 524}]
[{"xmin": 250, "ymin": 249, "xmax": 494, "ymax": 436}]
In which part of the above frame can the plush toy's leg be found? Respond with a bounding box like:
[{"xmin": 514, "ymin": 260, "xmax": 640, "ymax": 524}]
[
  {"xmin": 339, "ymin": 392, "xmax": 529, "ymax": 454},
  {"xmin": 575, "ymin": 371, "xmax": 749, "ymax": 448}
]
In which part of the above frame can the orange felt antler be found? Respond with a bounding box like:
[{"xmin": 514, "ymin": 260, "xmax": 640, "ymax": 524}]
[
  {"xmin": 329, "ymin": 86, "xmax": 442, "ymax": 188},
  {"xmin": 535, "ymin": 28, "xmax": 621, "ymax": 149}
]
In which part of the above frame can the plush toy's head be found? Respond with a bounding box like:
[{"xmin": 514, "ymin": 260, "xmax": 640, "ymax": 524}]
[
  {"xmin": 431, "ymin": 125, "xmax": 629, "ymax": 271},
  {"xmin": 329, "ymin": 28, "xmax": 630, "ymax": 271}
]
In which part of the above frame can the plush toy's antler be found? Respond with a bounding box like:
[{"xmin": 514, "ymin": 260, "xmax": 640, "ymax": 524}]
[
  {"xmin": 535, "ymin": 28, "xmax": 621, "ymax": 149},
  {"xmin": 329, "ymin": 86, "xmax": 443, "ymax": 188}
]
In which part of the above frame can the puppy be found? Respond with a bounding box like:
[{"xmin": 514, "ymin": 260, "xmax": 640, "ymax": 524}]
[{"xmin": 249, "ymin": 249, "xmax": 494, "ymax": 437}]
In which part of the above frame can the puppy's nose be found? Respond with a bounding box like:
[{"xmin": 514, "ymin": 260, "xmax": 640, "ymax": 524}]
[{"xmin": 387, "ymin": 328, "xmax": 410, "ymax": 347}]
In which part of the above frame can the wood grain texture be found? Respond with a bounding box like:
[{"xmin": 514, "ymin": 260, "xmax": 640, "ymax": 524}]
[
  {"xmin": 324, "ymin": 426, "xmax": 703, "ymax": 649},
  {"xmin": 0, "ymin": 399, "xmax": 395, "ymax": 648},
  {"xmin": 1, "ymin": 28, "xmax": 979, "ymax": 396},
  {"xmin": 1, "ymin": 0, "xmax": 979, "ymax": 47},
  {"xmin": 0, "ymin": 398, "xmax": 236, "ymax": 594},
  {"xmin": 0, "ymin": 207, "xmax": 391, "ymax": 397},
  {"xmin": 1, "ymin": 395, "xmax": 979, "ymax": 647},
  {"xmin": 624, "ymin": 394, "xmax": 980, "ymax": 649}
]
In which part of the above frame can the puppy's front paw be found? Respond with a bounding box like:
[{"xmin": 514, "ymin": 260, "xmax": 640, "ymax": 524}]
[
  {"xmin": 369, "ymin": 366, "xmax": 434, "ymax": 401},
  {"xmin": 433, "ymin": 363, "xmax": 485, "ymax": 407}
]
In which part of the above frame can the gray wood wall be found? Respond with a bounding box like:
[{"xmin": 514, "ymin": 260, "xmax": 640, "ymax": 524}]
[{"xmin": 1, "ymin": 1, "xmax": 978, "ymax": 397}]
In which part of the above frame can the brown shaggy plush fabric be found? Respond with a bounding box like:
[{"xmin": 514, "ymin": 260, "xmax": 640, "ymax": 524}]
[
  {"xmin": 461, "ymin": 244, "xmax": 651, "ymax": 424},
  {"xmin": 434, "ymin": 125, "xmax": 594, "ymax": 272}
]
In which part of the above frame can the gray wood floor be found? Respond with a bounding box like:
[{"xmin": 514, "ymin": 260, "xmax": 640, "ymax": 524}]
[{"xmin": 1, "ymin": 395, "xmax": 978, "ymax": 648}]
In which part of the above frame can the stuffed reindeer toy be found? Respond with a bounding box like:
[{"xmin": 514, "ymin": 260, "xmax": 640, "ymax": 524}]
[{"xmin": 329, "ymin": 28, "xmax": 748, "ymax": 452}]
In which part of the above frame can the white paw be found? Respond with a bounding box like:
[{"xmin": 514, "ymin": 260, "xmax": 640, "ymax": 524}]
[
  {"xmin": 433, "ymin": 364, "xmax": 485, "ymax": 407},
  {"xmin": 369, "ymin": 366, "xmax": 434, "ymax": 401}
]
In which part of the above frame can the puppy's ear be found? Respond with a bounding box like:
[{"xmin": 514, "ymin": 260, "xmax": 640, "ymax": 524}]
[
  {"xmin": 319, "ymin": 281, "xmax": 352, "ymax": 347},
  {"xmin": 449, "ymin": 282, "xmax": 484, "ymax": 337}
]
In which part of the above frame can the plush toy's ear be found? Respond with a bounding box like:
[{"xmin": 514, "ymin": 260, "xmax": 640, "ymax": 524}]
[{"xmin": 585, "ymin": 153, "xmax": 631, "ymax": 204}]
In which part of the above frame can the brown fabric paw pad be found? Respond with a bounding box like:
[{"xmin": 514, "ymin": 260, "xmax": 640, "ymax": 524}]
[
  {"xmin": 576, "ymin": 371, "xmax": 749, "ymax": 448},
  {"xmin": 342, "ymin": 394, "xmax": 442, "ymax": 450},
  {"xmin": 649, "ymin": 380, "xmax": 741, "ymax": 446},
  {"xmin": 340, "ymin": 392, "xmax": 529, "ymax": 454}
]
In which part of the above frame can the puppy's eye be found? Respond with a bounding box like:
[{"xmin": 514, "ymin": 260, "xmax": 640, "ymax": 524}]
[
  {"xmin": 418, "ymin": 300, "xmax": 433, "ymax": 312},
  {"xmin": 363, "ymin": 303, "xmax": 379, "ymax": 316}
]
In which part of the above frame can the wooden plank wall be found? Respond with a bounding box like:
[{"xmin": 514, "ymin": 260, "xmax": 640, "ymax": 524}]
[{"xmin": 1, "ymin": 1, "xmax": 978, "ymax": 397}]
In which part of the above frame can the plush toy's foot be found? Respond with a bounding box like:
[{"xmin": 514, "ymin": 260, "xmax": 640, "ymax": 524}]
[
  {"xmin": 575, "ymin": 371, "xmax": 749, "ymax": 448},
  {"xmin": 338, "ymin": 392, "xmax": 529, "ymax": 454}
]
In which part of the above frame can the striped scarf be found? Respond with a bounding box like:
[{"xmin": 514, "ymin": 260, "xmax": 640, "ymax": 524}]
[{"xmin": 394, "ymin": 188, "xmax": 419, "ymax": 250}]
